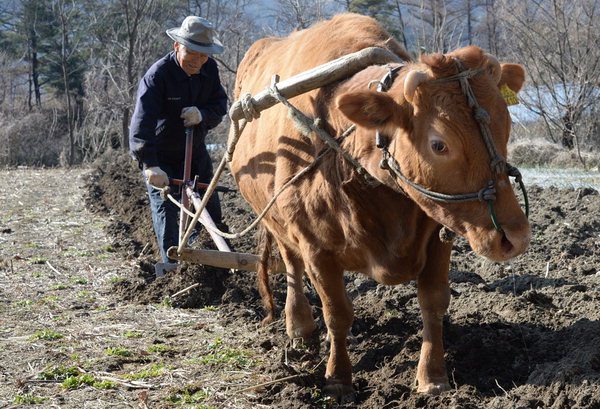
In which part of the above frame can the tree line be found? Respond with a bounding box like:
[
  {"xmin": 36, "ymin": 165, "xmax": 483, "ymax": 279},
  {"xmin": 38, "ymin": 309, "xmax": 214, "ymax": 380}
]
[{"xmin": 0, "ymin": 0, "xmax": 598, "ymax": 166}]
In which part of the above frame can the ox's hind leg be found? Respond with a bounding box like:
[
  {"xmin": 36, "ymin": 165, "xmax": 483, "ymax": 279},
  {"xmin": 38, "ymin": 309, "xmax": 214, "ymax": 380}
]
[
  {"xmin": 416, "ymin": 234, "xmax": 452, "ymax": 394},
  {"xmin": 305, "ymin": 258, "xmax": 354, "ymax": 401},
  {"xmin": 278, "ymin": 243, "xmax": 316, "ymax": 340}
]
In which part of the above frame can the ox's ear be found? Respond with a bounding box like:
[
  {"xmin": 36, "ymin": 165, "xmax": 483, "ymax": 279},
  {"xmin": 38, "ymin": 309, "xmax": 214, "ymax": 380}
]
[
  {"xmin": 336, "ymin": 91, "xmax": 398, "ymax": 129},
  {"xmin": 498, "ymin": 63, "xmax": 525, "ymax": 93}
]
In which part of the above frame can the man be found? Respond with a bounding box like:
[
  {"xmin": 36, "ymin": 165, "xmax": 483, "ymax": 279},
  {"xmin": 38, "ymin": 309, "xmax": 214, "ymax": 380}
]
[{"xmin": 129, "ymin": 16, "xmax": 227, "ymax": 273}]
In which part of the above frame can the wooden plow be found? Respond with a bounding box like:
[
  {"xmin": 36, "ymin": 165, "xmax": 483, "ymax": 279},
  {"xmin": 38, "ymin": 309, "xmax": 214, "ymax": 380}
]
[{"xmin": 165, "ymin": 47, "xmax": 401, "ymax": 272}]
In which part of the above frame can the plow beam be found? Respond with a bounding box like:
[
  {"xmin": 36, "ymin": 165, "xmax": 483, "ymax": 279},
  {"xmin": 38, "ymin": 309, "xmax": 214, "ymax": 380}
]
[{"xmin": 167, "ymin": 247, "xmax": 287, "ymax": 273}]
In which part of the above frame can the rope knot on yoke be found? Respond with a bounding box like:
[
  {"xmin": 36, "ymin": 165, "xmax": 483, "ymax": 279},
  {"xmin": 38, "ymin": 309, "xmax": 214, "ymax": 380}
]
[{"xmin": 240, "ymin": 92, "xmax": 261, "ymax": 122}]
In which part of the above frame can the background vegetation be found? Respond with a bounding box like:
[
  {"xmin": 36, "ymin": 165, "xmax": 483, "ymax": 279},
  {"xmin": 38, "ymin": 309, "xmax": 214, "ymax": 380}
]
[{"xmin": 0, "ymin": 0, "xmax": 598, "ymax": 168}]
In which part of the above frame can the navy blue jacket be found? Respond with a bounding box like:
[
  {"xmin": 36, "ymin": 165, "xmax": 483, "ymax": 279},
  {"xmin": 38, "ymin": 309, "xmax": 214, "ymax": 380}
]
[{"xmin": 129, "ymin": 51, "xmax": 227, "ymax": 171}]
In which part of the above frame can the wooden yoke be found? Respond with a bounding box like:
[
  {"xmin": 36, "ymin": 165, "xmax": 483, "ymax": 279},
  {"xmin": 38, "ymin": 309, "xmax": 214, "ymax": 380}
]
[{"xmin": 228, "ymin": 47, "xmax": 402, "ymax": 122}]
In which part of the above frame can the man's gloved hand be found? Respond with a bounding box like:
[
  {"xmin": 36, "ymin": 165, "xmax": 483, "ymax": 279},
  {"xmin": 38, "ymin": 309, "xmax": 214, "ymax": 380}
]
[
  {"xmin": 144, "ymin": 166, "xmax": 169, "ymax": 188},
  {"xmin": 181, "ymin": 106, "xmax": 202, "ymax": 127}
]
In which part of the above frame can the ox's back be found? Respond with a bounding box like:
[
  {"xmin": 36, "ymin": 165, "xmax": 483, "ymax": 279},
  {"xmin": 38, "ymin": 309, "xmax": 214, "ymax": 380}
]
[{"xmin": 234, "ymin": 14, "xmax": 410, "ymax": 101}]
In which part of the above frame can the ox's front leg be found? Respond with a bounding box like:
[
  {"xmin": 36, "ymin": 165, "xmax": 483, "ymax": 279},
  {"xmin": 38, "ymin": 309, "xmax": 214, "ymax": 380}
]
[
  {"xmin": 280, "ymin": 244, "xmax": 316, "ymax": 340},
  {"xmin": 416, "ymin": 235, "xmax": 452, "ymax": 394},
  {"xmin": 306, "ymin": 261, "xmax": 354, "ymax": 401}
]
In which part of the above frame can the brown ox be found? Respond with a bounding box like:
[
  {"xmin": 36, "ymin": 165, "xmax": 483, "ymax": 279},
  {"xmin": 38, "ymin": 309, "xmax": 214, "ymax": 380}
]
[{"xmin": 229, "ymin": 14, "xmax": 530, "ymax": 399}]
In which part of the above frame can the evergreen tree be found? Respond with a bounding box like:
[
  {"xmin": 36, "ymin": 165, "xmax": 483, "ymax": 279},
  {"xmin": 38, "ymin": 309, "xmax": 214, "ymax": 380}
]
[
  {"xmin": 17, "ymin": 0, "xmax": 55, "ymax": 108},
  {"xmin": 348, "ymin": 0, "xmax": 390, "ymax": 19},
  {"xmin": 39, "ymin": 0, "xmax": 88, "ymax": 99},
  {"xmin": 344, "ymin": 0, "xmax": 411, "ymax": 54}
]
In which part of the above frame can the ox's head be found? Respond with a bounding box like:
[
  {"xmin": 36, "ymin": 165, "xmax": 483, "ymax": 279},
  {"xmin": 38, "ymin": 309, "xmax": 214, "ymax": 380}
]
[{"xmin": 336, "ymin": 46, "xmax": 530, "ymax": 261}]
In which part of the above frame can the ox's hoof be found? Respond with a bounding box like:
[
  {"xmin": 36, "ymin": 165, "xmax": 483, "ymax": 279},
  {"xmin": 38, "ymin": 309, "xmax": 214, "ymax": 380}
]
[
  {"xmin": 289, "ymin": 327, "xmax": 313, "ymax": 339},
  {"xmin": 285, "ymin": 314, "xmax": 316, "ymax": 340},
  {"xmin": 417, "ymin": 380, "xmax": 450, "ymax": 395},
  {"xmin": 323, "ymin": 382, "xmax": 355, "ymax": 404}
]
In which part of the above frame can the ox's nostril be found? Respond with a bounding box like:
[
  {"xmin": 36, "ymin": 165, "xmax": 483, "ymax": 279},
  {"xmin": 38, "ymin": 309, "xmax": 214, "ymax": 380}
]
[{"xmin": 500, "ymin": 233, "xmax": 515, "ymax": 256}]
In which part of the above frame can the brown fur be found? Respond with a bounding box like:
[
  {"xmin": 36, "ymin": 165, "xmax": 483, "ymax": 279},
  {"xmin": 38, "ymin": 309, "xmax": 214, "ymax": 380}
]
[
  {"xmin": 499, "ymin": 63, "xmax": 526, "ymax": 92},
  {"xmin": 230, "ymin": 14, "xmax": 530, "ymax": 399}
]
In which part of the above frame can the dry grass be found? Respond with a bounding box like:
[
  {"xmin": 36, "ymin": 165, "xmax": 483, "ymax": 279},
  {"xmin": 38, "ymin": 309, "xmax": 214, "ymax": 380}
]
[
  {"xmin": 0, "ymin": 167, "xmax": 277, "ymax": 409},
  {"xmin": 508, "ymin": 138, "xmax": 600, "ymax": 169}
]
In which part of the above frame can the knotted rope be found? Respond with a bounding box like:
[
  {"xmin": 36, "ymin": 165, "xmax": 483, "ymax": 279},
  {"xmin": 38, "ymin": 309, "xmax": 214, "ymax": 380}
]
[
  {"xmin": 240, "ymin": 93, "xmax": 261, "ymax": 122},
  {"xmin": 375, "ymin": 61, "xmax": 529, "ymax": 233},
  {"xmin": 431, "ymin": 63, "xmax": 506, "ymax": 175},
  {"xmin": 176, "ymin": 82, "xmax": 362, "ymax": 249}
]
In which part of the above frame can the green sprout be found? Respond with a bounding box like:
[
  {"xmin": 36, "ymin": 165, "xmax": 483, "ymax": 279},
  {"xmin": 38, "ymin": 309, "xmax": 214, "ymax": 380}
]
[
  {"xmin": 38, "ymin": 366, "xmax": 79, "ymax": 381},
  {"xmin": 14, "ymin": 394, "xmax": 47, "ymax": 404},
  {"xmin": 106, "ymin": 347, "xmax": 132, "ymax": 357},
  {"xmin": 51, "ymin": 283, "xmax": 71, "ymax": 290},
  {"xmin": 61, "ymin": 374, "xmax": 95, "ymax": 389},
  {"xmin": 125, "ymin": 363, "xmax": 171, "ymax": 380},
  {"xmin": 29, "ymin": 330, "xmax": 63, "ymax": 341},
  {"xmin": 167, "ymin": 388, "xmax": 211, "ymax": 404}
]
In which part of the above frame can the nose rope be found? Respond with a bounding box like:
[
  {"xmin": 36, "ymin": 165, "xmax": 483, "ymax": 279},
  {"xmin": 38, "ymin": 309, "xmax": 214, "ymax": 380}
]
[{"xmin": 507, "ymin": 164, "xmax": 530, "ymax": 218}]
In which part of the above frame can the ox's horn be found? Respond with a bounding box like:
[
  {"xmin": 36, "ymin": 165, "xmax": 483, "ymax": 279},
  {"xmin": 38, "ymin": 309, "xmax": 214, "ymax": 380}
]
[
  {"xmin": 404, "ymin": 70, "xmax": 429, "ymax": 103},
  {"xmin": 485, "ymin": 53, "xmax": 502, "ymax": 84}
]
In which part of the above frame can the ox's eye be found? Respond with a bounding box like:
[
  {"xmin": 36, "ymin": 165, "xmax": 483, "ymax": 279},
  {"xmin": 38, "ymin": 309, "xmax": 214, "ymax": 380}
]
[{"xmin": 430, "ymin": 140, "xmax": 448, "ymax": 155}]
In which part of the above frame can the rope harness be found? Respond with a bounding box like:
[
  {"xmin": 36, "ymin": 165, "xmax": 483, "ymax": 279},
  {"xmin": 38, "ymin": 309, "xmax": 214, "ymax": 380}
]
[
  {"xmin": 374, "ymin": 62, "xmax": 529, "ymax": 233},
  {"xmin": 174, "ymin": 83, "xmax": 365, "ymax": 246},
  {"xmin": 176, "ymin": 58, "xmax": 530, "ymax": 252}
]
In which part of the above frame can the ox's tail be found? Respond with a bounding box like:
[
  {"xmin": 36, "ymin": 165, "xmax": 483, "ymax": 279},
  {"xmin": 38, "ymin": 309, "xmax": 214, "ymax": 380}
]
[{"xmin": 257, "ymin": 226, "xmax": 275, "ymax": 326}]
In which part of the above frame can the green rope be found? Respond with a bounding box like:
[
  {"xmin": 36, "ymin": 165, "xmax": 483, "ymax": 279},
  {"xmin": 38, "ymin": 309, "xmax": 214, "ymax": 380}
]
[
  {"xmin": 488, "ymin": 179, "xmax": 530, "ymax": 233},
  {"xmin": 488, "ymin": 200, "xmax": 503, "ymax": 233},
  {"xmin": 518, "ymin": 178, "xmax": 530, "ymax": 218}
]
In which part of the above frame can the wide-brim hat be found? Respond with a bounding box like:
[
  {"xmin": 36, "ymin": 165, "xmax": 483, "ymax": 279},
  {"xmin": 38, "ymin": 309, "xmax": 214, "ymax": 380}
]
[{"xmin": 166, "ymin": 16, "xmax": 224, "ymax": 54}]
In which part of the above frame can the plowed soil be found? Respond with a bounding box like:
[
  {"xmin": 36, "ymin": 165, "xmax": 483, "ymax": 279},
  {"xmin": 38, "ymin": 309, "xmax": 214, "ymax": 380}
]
[{"xmin": 0, "ymin": 150, "xmax": 598, "ymax": 409}]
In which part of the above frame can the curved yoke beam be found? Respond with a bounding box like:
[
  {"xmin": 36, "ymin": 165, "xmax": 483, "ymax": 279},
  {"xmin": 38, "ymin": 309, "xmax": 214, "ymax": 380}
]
[{"xmin": 228, "ymin": 47, "xmax": 402, "ymax": 122}]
